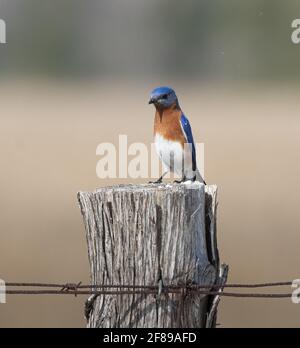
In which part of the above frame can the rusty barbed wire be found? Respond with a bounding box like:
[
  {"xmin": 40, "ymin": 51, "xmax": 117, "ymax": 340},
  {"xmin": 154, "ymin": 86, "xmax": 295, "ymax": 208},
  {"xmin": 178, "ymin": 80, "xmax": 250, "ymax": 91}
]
[
  {"xmin": 3, "ymin": 290, "xmax": 294, "ymax": 298},
  {"xmin": 5, "ymin": 281, "xmax": 293, "ymax": 289},
  {"xmin": 0, "ymin": 281, "xmax": 297, "ymax": 299}
]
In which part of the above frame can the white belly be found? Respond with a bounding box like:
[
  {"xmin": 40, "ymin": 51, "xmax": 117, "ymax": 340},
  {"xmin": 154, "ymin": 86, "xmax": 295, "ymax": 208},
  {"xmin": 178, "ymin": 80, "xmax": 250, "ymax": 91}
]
[{"xmin": 155, "ymin": 134, "xmax": 193, "ymax": 177}]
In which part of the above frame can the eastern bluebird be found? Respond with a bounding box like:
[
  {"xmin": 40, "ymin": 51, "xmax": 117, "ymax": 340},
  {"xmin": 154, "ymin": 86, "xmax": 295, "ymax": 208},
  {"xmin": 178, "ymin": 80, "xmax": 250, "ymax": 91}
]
[{"xmin": 149, "ymin": 86, "xmax": 205, "ymax": 184}]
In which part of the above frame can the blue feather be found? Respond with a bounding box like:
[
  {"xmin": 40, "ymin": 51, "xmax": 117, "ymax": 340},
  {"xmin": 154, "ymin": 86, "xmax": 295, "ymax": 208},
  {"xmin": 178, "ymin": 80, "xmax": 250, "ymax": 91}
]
[{"xmin": 180, "ymin": 114, "xmax": 196, "ymax": 171}]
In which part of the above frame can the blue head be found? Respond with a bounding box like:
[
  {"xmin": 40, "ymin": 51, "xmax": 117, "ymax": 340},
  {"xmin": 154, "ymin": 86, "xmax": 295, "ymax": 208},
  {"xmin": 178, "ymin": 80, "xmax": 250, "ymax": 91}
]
[{"xmin": 148, "ymin": 86, "xmax": 178, "ymax": 109}]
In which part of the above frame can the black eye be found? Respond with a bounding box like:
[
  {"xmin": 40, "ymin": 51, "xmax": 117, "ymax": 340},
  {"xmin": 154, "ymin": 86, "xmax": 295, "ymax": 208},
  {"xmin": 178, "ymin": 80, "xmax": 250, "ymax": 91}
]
[{"xmin": 162, "ymin": 94, "xmax": 168, "ymax": 99}]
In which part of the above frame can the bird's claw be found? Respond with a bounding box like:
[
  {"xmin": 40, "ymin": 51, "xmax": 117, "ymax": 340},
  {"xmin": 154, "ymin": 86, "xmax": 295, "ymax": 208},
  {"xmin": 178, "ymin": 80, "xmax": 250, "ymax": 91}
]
[
  {"xmin": 173, "ymin": 176, "xmax": 186, "ymax": 184},
  {"xmin": 149, "ymin": 177, "xmax": 163, "ymax": 184}
]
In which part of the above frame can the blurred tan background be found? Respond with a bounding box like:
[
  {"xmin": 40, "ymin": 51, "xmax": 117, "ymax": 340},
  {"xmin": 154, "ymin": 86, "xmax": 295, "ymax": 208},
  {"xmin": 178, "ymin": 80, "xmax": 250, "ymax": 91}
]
[{"xmin": 0, "ymin": 0, "xmax": 300, "ymax": 327}]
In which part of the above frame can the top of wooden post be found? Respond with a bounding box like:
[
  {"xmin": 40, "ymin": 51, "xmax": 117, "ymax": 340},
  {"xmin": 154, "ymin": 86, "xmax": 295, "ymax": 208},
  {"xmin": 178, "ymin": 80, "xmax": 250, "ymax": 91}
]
[{"xmin": 77, "ymin": 182, "xmax": 225, "ymax": 328}]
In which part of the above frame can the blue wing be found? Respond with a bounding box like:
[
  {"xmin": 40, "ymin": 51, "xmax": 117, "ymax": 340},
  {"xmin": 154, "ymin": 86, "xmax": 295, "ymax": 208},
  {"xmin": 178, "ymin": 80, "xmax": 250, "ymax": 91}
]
[{"xmin": 180, "ymin": 114, "xmax": 197, "ymax": 171}]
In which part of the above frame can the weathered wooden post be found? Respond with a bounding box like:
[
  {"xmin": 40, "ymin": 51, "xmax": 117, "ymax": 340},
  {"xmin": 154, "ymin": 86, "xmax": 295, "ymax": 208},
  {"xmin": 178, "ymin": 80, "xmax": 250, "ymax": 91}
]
[{"xmin": 78, "ymin": 182, "xmax": 228, "ymax": 328}]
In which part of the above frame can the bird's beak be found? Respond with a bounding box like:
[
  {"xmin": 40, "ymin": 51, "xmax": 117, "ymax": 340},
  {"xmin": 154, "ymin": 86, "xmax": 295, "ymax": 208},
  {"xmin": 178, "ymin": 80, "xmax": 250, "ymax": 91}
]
[{"xmin": 148, "ymin": 98, "xmax": 155, "ymax": 104}]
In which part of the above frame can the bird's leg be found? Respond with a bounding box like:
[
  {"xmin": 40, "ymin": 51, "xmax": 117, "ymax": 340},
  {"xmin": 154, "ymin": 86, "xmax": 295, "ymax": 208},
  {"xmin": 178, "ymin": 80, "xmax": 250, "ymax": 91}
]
[
  {"xmin": 149, "ymin": 176, "xmax": 163, "ymax": 184},
  {"xmin": 149, "ymin": 171, "xmax": 168, "ymax": 184},
  {"xmin": 174, "ymin": 175, "xmax": 186, "ymax": 184}
]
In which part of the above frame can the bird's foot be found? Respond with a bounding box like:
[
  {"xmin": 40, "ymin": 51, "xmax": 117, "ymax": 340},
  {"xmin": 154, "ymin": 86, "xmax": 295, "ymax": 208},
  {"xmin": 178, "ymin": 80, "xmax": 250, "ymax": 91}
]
[
  {"xmin": 149, "ymin": 178, "xmax": 163, "ymax": 184},
  {"xmin": 173, "ymin": 176, "xmax": 186, "ymax": 184}
]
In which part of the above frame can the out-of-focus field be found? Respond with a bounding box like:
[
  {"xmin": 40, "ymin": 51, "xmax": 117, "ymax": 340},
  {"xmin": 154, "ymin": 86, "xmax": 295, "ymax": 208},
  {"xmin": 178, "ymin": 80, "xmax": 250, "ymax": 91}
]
[{"xmin": 0, "ymin": 80, "xmax": 300, "ymax": 327}]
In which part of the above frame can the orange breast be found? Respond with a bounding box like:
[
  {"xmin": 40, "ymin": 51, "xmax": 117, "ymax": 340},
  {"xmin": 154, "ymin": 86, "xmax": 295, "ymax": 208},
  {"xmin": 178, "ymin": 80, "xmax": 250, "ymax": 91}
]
[{"xmin": 153, "ymin": 105, "xmax": 185, "ymax": 146}]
